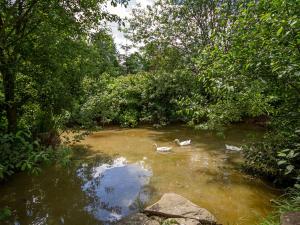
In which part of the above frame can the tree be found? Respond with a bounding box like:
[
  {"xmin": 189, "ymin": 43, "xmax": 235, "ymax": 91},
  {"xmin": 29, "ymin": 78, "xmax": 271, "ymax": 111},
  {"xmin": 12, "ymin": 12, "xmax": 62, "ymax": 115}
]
[
  {"xmin": 125, "ymin": 0, "xmax": 239, "ymax": 71},
  {"xmin": 193, "ymin": 0, "xmax": 300, "ymax": 184},
  {"xmin": 90, "ymin": 30, "xmax": 122, "ymax": 76},
  {"xmin": 0, "ymin": 0, "xmax": 127, "ymax": 133},
  {"xmin": 124, "ymin": 52, "xmax": 146, "ymax": 74}
]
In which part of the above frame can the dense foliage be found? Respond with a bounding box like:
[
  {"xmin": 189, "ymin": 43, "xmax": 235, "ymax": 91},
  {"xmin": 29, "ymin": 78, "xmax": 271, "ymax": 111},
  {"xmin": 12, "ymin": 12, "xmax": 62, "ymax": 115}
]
[
  {"xmin": 0, "ymin": 130, "xmax": 71, "ymax": 179},
  {"xmin": 197, "ymin": 0, "xmax": 300, "ymax": 186},
  {"xmin": 0, "ymin": 0, "xmax": 127, "ymax": 179}
]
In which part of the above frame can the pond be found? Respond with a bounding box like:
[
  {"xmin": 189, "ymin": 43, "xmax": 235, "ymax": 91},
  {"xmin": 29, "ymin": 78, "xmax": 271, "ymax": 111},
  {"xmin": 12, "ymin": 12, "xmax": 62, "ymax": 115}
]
[{"xmin": 0, "ymin": 125, "xmax": 281, "ymax": 225}]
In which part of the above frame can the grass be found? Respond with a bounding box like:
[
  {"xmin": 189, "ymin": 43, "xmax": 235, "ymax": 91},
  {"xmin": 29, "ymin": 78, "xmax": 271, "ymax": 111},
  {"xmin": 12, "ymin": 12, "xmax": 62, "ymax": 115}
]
[{"xmin": 259, "ymin": 188, "xmax": 300, "ymax": 225}]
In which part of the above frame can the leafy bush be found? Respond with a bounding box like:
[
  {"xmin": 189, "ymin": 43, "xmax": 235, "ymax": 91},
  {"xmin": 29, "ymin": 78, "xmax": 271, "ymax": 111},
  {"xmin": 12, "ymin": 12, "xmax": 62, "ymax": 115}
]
[
  {"xmin": 119, "ymin": 110, "xmax": 139, "ymax": 128},
  {"xmin": 0, "ymin": 207, "xmax": 11, "ymax": 221},
  {"xmin": 0, "ymin": 130, "xmax": 72, "ymax": 180},
  {"xmin": 72, "ymin": 70, "xmax": 203, "ymax": 127},
  {"xmin": 243, "ymin": 127, "xmax": 300, "ymax": 186},
  {"xmin": 190, "ymin": 0, "xmax": 300, "ymax": 184},
  {"xmin": 0, "ymin": 130, "xmax": 49, "ymax": 178}
]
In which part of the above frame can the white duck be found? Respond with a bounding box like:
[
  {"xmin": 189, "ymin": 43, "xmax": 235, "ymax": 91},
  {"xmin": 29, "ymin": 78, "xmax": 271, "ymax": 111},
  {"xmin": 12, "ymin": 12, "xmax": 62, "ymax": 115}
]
[
  {"xmin": 225, "ymin": 144, "xmax": 242, "ymax": 152},
  {"xmin": 174, "ymin": 139, "xmax": 191, "ymax": 146},
  {"xmin": 153, "ymin": 144, "xmax": 172, "ymax": 152}
]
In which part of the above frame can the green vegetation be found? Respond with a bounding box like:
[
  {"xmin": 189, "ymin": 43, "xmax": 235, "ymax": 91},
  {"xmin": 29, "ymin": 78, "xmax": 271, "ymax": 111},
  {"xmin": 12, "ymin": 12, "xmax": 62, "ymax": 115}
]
[
  {"xmin": 259, "ymin": 188, "xmax": 300, "ymax": 225},
  {"xmin": 71, "ymin": 71, "xmax": 201, "ymax": 127},
  {"xmin": 161, "ymin": 219, "xmax": 179, "ymax": 225},
  {"xmin": 0, "ymin": 0, "xmax": 299, "ymax": 222},
  {"xmin": 0, "ymin": 0, "xmax": 128, "ymax": 179},
  {"xmin": 0, "ymin": 206, "xmax": 11, "ymax": 221},
  {"xmin": 0, "ymin": 130, "xmax": 67, "ymax": 178}
]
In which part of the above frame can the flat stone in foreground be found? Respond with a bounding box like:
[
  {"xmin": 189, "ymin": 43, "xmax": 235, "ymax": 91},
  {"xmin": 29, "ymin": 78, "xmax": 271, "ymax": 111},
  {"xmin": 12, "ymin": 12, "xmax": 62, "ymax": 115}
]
[
  {"xmin": 144, "ymin": 193, "xmax": 217, "ymax": 224},
  {"xmin": 281, "ymin": 212, "xmax": 300, "ymax": 225}
]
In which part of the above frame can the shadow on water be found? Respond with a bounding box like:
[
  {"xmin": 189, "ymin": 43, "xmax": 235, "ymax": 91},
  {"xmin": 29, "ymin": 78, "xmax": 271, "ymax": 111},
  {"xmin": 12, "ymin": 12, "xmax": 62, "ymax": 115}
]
[{"xmin": 0, "ymin": 145, "xmax": 154, "ymax": 225}]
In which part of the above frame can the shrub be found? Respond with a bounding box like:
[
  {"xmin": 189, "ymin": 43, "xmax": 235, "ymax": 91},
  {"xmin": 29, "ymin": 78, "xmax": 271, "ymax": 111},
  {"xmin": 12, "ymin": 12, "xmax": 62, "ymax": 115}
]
[
  {"xmin": 72, "ymin": 70, "xmax": 203, "ymax": 127},
  {"xmin": 0, "ymin": 130, "xmax": 72, "ymax": 180}
]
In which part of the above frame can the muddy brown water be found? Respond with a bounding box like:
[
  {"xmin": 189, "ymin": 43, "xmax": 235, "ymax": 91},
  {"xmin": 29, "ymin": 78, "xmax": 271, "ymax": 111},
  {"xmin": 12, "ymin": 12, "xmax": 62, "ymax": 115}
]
[{"xmin": 0, "ymin": 125, "xmax": 281, "ymax": 225}]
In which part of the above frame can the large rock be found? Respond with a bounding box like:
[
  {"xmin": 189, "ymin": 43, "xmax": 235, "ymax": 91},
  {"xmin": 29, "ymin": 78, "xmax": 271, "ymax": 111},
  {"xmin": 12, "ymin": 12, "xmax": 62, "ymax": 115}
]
[
  {"xmin": 144, "ymin": 193, "xmax": 217, "ymax": 225},
  {"xmin": 281, "ymin": 212, "xmax": 300, "ymax": 225}
]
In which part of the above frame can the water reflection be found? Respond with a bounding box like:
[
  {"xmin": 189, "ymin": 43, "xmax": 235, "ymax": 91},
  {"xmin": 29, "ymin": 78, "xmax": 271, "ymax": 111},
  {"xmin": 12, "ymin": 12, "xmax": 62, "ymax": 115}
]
[
  {"xmin": 0, "ymin": 153, "xmax": 152, "ymax": 225},
  {"xmin": 77, "ymin": 157, "xmax": 152, "ymax": 223}
]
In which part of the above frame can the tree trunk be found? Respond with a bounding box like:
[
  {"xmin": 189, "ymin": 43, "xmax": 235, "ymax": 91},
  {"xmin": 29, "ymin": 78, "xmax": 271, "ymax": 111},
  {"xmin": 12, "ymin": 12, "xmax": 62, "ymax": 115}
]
[{"xmin": 1, "ymin": 68, "xmax": 17, "ymax": 133}]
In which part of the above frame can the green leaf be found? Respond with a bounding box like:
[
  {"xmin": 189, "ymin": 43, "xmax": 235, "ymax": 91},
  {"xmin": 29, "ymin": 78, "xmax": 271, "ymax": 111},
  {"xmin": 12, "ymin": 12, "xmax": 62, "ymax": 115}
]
[
  {"xmin": 285, "ymin": 165, "xmax": 295, "ymax": 175},
  {"xmin": 0, "ymin": 207, "xmax": 12, "ymax": 220},
  {"xmin": 21, "ymin": 163, "xmax": 26, "ymax": 171},
  {"xmin": 287, "ymin": 150, "xmax": 295, "ymax": 159},
  {"xmin": 278, "ymin": 152, "xmax": 286, "ymax": 157},
  {"xmin": 278, "ymin": 160, "xmax": 287, "ymax": 165},
  {"xmin": 276, "ymin": 27, "xmax": 283, "ymax": 36}
]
